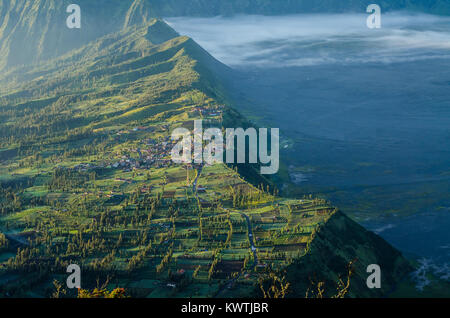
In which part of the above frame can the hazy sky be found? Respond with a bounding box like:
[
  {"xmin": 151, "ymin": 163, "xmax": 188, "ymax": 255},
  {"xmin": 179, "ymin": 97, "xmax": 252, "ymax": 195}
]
[{"xmin": 167, "ymin": 12, "xmax": 450, "ymax": 67}]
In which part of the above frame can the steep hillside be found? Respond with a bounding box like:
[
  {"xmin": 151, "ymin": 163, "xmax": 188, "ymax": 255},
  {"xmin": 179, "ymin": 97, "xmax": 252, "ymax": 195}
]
[
  {"xmin": 0, "ymin": 19, "xmax": 413, "ymax": 298},
  {"xmin": 285, "ymin": 211, "xmax": 412, "ymax": 298},
  {"xmin": 0, "ymin": 0, "xmax": 130, "ymax": 70}
]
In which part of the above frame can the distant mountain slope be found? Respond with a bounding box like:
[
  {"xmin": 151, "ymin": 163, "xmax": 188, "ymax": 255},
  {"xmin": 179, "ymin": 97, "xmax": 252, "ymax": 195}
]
[
  {"xmin": 1, "ymin": 0, "xmax": 450, "ymax": 70},
  {"xmin": 125, "ymin": 0, "xmax": 450, "ymax": 17},
  {"xmin": 0, "ymin": 0, "xmax": 130, "ymax": 70},
  {"xmin": 119, "ymin": 0, "xmax": 450, "ymax": 18}
]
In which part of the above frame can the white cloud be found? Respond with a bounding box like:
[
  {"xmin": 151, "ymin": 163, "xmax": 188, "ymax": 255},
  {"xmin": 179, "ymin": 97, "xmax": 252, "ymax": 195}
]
[{"xmin": 166, "ymin": 12, "xmax": 450, "ymax": 67}]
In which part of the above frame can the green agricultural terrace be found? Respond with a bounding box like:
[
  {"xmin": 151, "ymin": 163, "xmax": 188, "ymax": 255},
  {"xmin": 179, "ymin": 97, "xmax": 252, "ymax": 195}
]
[{"xmin": 0, "ymin": 19, "xmax": 411, "ymax": 298}]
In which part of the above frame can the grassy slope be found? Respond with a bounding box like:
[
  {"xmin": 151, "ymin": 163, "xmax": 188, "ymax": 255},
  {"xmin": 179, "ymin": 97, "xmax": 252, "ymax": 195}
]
[{"xmin": 0, "ymin": 19, "xmax": 412, "ymax": 298}]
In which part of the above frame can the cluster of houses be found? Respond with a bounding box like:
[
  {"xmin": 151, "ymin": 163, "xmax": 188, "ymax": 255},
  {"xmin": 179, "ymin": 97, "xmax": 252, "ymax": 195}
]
[
  {"xmin": 71, "ymin": 104, "xmax": 227, "ymax": 176},
  {"xmin": 192, "ymin": 106, "xmax": 224, "ymax": 119},
  {"xmin": 82, "ymin": 135, "xmax": 178, "ymax": 172}
]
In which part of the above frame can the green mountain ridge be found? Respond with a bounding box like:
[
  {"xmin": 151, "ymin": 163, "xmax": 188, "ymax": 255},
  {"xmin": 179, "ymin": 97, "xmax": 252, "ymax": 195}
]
[
  {"xmin": 0, "ymin": 18, "xmax": 414, "ymax": 297},
  {"xmin": 286, "ymin": 211, "xmax": 410, "ymax": 298}
]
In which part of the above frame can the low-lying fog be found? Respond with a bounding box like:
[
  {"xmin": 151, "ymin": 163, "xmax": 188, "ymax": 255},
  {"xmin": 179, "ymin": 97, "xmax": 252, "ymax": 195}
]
[{"xmin": 167, "ymin": 12, "xmax": 450, "ymax": 67}]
